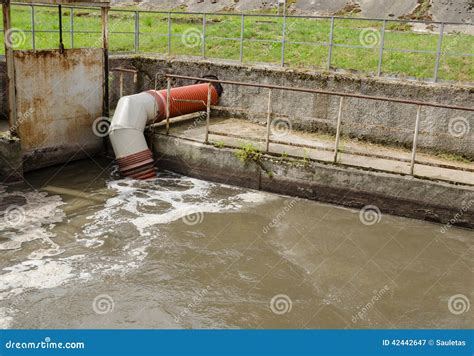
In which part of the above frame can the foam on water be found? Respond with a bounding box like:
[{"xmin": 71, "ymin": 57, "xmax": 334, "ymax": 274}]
[
  {"xmin": 0, "ymin": 188, "xmax": 65, "ymax": 259},
  {"xmin": 82, "ymin": 176, "xmax": 246, "ymax": 238},
  {"xmin": 0, "ymin": 176, "xmax": 274, "ymax": 328}
]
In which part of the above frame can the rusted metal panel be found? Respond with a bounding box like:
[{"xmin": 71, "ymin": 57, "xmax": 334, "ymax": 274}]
[{"xmin": 13, "ymin": 48, "xmax": 104, "ymax": 170}]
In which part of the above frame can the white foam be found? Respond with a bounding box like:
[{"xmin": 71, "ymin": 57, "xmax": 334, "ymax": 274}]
[
  {"xmin": 0, "ymin": 307, "xmax": 13, "ymax": 329},
  {"xmin": 0, "ymin": 175, "xmax": 279, "ymax": 328},
  {"xmin": 0, "ymin": 259, "xmax": 74, "ymax": 300},
  {"xmin": 234, "ymin": 191, "xmax": 277, "ymax": 204},
  {"xmin": 0, "ymin": 189, "xmax": 65, "ymax": 259},
  {"xmin": 82, "ymin": 176, "xmax": 243, "ymax": 238}
]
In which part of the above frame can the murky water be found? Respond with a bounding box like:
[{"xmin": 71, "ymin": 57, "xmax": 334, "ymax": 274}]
[{"xmin": 0, "ymin": 158, "xmax": 472, "ymax": 329}]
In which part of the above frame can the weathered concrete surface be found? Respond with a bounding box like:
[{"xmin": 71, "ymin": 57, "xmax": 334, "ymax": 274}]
[
  {"xmin": 357, "ymin": 0, "xmax": 418, "ymax": 18},
  {"xmin": 432, "ymin": 0, "xmax": 474, "ymax": 24},
  {"xmin": 0, "ymin": 132, "xmax": 23, "ymax": 183},
  {"xmin": 152, "ymin": 132, "xmax": 474, "ymax": 228},
  {"xmin": 110, "ymin": 55, "xmax": 474, "ymax": 159},
  {"xmin": 113, "ymin": 0, "xmax": 473, "ymax": 23}
]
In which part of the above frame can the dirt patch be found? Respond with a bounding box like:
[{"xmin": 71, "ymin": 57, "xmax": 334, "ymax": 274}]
[
  {"xmin": 334, "ymin": 1, "xmax": 362, "ymax": 16},
  {"xmin": 399, "ymin": 0, "xmax": 433, "ymax": 21}
]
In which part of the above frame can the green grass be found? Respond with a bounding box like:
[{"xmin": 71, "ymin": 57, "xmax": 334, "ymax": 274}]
[{"xmin": 2, "ymin": 5, "xmax": 473, "ymax": 82}]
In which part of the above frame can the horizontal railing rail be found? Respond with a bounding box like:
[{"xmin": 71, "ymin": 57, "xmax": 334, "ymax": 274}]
[{"xmin": 5, "ymin": 2, "xmax": 474, "ymax": 84}]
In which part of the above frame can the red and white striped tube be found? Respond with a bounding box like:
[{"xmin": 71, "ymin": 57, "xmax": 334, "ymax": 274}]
[{"xmin": 109, "ymin": 80, "xmax": 222, "ymax": 179}]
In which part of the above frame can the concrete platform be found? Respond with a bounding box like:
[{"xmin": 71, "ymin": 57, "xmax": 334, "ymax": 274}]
[{"xmin": 158, "ymin": 116, "xmax": 474, "ymax": 186}]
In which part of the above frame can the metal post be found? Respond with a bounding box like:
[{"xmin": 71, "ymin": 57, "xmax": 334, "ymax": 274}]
[
  {"xmin": 58, "ymin": 5, "xmax": 64, "ymax": 53},
  {"xmin": 31, "ymin": 5, "xmax": 35, "ymax": 50},
  {"xmin": 377, "ymin": 20, "xmax": 386, "ymax": 77},
  {"xmin": 70, "ymin": 7, "xmax": 73, "ymax": 48},
  {"xmin": 134, "ymin": 11, "xmax": 139, "ymax": 53},
  {"xmin": 265, "ymin": 89, "xmax": 273, "ymax": 152},
  {"xmin": 3, "ymin": 0, "xmax": 18, "ymax": 132},
  {"xmin": 101, "ymin": 6, "xmax": 109, "ymax": 117},
  {"xmin": 166, "ymin": 78, "xmax": 171, "ymax": 134},
  {"xmin": 327, "ymin": 17, "xmax": 334, "ymax": 70},
  {"xmin": 281, "ymin": 13, "xmax": 287, "ymax": 67},
  {"xmin": 202, "ymin": 13, "xmax": 206, "ymax": 58},
  {"xmin": 119, "ymin": 72, "xmax": 124, "ymax": 98},
  {"xmin": 239, "ymin": 14, "xmax": 245, "ymax": 63},
  {"xmin": 167, "ymin": 12, "xmax": 171, "ymax": 56},
  {"xmin": 410, "ymin": 105, "xmax": 422, "ymax": 175},
  {"xmin": 433, "ymin": 22, "xmax": 444, "ymax": 83},
  {"xmin": 205, "ymin": 83, "xmax": 212, "ymax": 144},
  {"xmin": 333, "ymin": 96, "xmax": 344, "ymax": 163}
]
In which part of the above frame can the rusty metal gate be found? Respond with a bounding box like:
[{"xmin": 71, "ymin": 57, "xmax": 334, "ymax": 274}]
[{"xmin": 2, "ymin": 0, "xmax": 109, "ymax": 171}]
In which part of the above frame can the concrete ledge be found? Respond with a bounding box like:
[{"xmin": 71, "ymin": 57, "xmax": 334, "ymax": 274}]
[{"xmin": 153, "ymin": 134, "xmax": 474, "ymax": 229}]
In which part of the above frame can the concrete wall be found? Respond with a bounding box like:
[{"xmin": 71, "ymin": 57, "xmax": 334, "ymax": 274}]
[
  {"xmin": 153, "ymin": 133, "xmax": 474, "ymax": 228},
  {"xmin": 110, "ymin": 55, "xmax": 474, "ymax": 159},
  {"xmin": 0, "ymin": 132, "xmax": 22, "ymax": 183}
]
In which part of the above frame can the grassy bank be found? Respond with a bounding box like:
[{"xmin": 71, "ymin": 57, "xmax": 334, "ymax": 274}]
[{"xmin": 2, "ymin": 5, "xmax": 473, "ymax": 82}]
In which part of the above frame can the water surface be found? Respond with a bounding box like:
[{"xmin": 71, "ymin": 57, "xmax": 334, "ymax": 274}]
[{"xmin": 0, "ymin": 158, "xmax": 472, "ymax": 329}]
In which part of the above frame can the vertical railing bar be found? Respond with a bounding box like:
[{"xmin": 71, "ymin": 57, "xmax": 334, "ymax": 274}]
[
  {"xmin": 265, "ymin": 89, "xmax": 273, "ymax": 152},
  {"xmin": 31, "ymin": 4, "xmax": 35, "ymax": 50},
  {"xmin": 202, "ymin": 13, "xmax": 206, "ymax": 59},
  {"xmin": 377, "ymin": 19, "xmax": 386, "ymax": 77},
  {"xmin": 133, "ymin": 72, "xmax": 138, "ymax": 92},
  {"xmin": 70, "ymin": 7, "xmax": 73, "ymax": 48},
  {"xmin": 166, "ymin": 77, "xmax": 171, "ymax": 135},
  {"xmin": 410, "ymin": 105, "xmax": 422, "ymax": 175},
  {"xmin": 205, "ymin": 83, "xmax": 212, "ymax": 144},
  {"xmin": 333, "ymin": 96, "xmax": 344, "ymax": 163},
  {"xmin": 281, "ymin": 13, "xmax": 287, "ymax": 67},
  {"xmin": 119, "ymin": 72, "xmax": 124, "ymax": 98},
  {"xmin": 167, "ymin": 12, "xmax": 171, "ymax": 56},
  {"xmin": 327, "ymin": 16, "xmax": 335, "ymax": 70},
  {"xmin": 134, "ymin": 10, "xmax": 139, "ymax": 53},
  {"xmin": 239, "ymin": 14, "xmax": 245, "ymax": 63},
  {"xmin": 433, "ymin": 22, "xmax": 444, "ymax": 83}
]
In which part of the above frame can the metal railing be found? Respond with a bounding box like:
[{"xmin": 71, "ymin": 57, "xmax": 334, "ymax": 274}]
[
  {"xmin": 7, "ymin": 2, "xmax": 474, "ymax": 83},
  {"xmin": 160, "ymin": 73, "xmax": 474, "ymax": 182}
]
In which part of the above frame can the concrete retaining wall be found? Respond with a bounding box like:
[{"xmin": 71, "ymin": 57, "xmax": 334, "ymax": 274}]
[
  {"xmin": 0, "ymin": 132, "xmax": 23, "ymax": 183},
  {"xmin": 110, "ymin": 55, "xmax": 474, "ymax": 159},
  {"xmin": 153, "ymin": 133, "xmax": 474, "ymax": 229}
]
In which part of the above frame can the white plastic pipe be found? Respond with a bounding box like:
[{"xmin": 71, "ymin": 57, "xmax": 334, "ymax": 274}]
[{"xmin": 109, "ymin": 92, "xmax": 158, "ymax": 159}]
